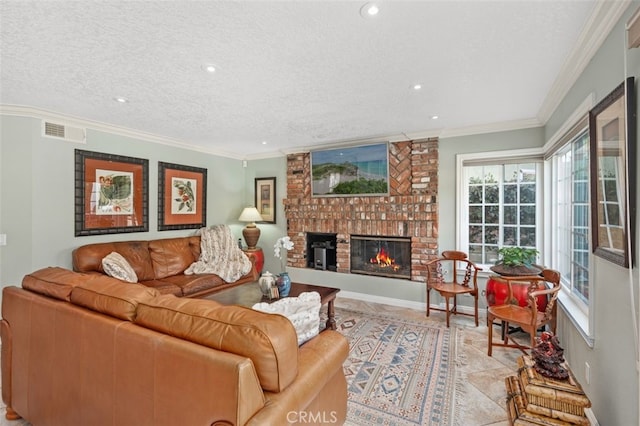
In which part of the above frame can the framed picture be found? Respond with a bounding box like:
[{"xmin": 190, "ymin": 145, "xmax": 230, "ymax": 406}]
[
  {"xmin": 158, "ymin": 162, "xmax": 207, "ymax": 231},
  {"xmin": 255, "ymin": 177, "xmax": 276, "ymax": 223},
  {"xmin": 310, "ymin": 142, "xmax": 389, "ymax": 197},
  {"xmin": 75, "ymin": 149, "xmax": 149, "ymax": 236},
  {"xmin": 589, "ymin": 77, "xmax": 636, "ymax": 267}
]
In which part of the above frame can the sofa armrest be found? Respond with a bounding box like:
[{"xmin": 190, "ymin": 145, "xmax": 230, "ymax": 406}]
[{"xmin": 245, "ymin": 330, "xmax": 349, "ymax": 425}]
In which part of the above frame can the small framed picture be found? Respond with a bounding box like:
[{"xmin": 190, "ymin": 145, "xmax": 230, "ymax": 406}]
[
  {"xmin": 158, "ymin": 162, "xmax": 207, "ymax": 231},
  {"xmin": 255, "ymin": 177, "xmax": 276, "ymax": 223}
]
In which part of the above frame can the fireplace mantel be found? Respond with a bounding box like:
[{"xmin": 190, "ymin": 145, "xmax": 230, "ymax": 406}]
[{"xmin": 283, "ymin": 139, "xmax": 439, "ymax": 283}]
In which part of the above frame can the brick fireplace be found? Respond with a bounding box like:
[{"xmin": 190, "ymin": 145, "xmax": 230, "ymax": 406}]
[{"xmin": 283, "ymin": 138, "xmax": 439, "ymax": 283}]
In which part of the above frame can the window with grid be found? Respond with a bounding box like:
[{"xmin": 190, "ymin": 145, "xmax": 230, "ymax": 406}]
[
  {"xmin": 461, "ymin": 160, "xmax": 543, "ymax": 267},
  {"xmin": 552, "ymin": 130, "xmax": 590, "ymax": 309}
]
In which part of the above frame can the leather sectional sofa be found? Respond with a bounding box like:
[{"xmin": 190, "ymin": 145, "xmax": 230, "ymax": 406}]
[
  {"xmin": 72, "ymin": 235, "xmax": 260, "ymax": 297},
  {"xmin": 1, "ymin": 267, "xmax": 349, "ymax": 425}
]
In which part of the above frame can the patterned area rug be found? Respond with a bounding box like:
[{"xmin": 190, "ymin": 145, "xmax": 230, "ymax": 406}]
[{"xmin": 332, "ymin": 307, "xmax": 465, "ymax": 426}]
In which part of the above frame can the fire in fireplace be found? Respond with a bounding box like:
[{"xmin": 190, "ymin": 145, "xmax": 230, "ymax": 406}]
[{"xmin": 350, "ymin": 235, "xmax": 411, "ymax": 279}]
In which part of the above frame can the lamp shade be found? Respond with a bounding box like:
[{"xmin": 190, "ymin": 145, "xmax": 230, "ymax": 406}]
[
  {"xmin": 238, "ymin": 207, "xmax": 263, "ymax": 250},
  {"xmin": 238, "ymin": 207, "xmax": 263, "ymax": 223}
]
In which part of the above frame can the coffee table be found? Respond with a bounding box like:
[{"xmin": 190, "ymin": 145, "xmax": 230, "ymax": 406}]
[{"xmin": 200, "ymin": 281, "xmax": 340, "ymax": 330}]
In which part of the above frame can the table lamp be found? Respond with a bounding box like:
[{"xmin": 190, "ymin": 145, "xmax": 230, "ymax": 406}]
[{"xmin": 238, "ymin": 206, "xmax": 263, "ymax": 250}]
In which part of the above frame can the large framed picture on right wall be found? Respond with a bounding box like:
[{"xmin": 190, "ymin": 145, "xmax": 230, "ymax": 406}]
[{"xmin": 589, "ymin": 76, "xmax": 636, "ymax": 268}]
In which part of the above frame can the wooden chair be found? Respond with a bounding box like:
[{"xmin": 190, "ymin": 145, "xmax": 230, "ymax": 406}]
[
  {"xmin": 425, "ymin": 251, "xmax": 481, "ymax": 327},
  {"xmin": 487, "ymin": 269, "xmax": 561, "ymax": 356}
]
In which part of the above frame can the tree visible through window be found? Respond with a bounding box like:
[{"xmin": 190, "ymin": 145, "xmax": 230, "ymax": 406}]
[{"xmin": 464, "ymin": 163, "xmax": 540, "ymax": 266}]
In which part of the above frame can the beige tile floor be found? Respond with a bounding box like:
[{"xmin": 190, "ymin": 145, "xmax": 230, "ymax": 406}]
[{"xmin": 0, "ymin": 296, "xmax": 525, "ymax": 426}]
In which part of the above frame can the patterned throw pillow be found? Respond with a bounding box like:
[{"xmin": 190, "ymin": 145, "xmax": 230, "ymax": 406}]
[{"xmin": 102, "ymin": 252, "xmax": 138, "ymax": 283}]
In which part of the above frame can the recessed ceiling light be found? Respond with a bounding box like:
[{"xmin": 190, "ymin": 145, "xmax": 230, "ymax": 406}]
[
  {"xmin": 412, "ymin": 84, "xmax": 422, "ymax": 90},
  {"xmin": 202, "ymin": 64, "xmax": 217, "ymax": 73},
  {"xmin": 113, "ymin": 97, "xmax": 129, "ymax": 103},
  {"xmin": 360, "ymin": 2, "xmax": 379, "ymax": 18},
  {"xmin": 262, "ymin": 141, "xmax": 268, "ymax": 145},
  {"xmin": 431, "ymin": 115, "xmax": 439, "ymax": 120}
]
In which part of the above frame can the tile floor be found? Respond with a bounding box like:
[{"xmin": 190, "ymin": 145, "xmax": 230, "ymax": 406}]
[{"xmin": 0, "ymin": 296, "xmax": 525, "ymax": 426}]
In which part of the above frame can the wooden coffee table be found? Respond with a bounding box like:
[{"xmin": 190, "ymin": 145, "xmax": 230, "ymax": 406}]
[{"xmin": 200, "ymin": 281, "xmax": 340, "ymax": 330}]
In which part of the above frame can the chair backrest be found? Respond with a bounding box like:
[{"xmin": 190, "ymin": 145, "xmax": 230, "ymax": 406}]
[
  {"xmin": 427, "ymin": 251, "xmax": 480, "ymax": 288},
  {"xmin": 492, "ymin": 269, "xmax": 561, "ymax": 325}
]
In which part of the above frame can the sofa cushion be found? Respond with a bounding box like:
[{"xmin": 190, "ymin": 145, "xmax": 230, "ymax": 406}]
[
  {"xmin": 139, "ymin": 279, "xmax": 183, "ymax": 296},
  {"xmin": 22, "ymin": 267, "xmax": 92, "ymax": 301},
  {"xmin": 70, "ymin": 277, "xmax": 160, "ymax": 321},
  {"xmin": 148, "ymin": 238, "xmax": 195, "ymax": 279},
  {"xmin": 158, "ymin": 274, "xmax": 225, "ymax": 296},
  {"xmin": 102, "ymin": 252, "xmax": 138, "ymax": 283},
  {"xmin": 135, "ymin": 295, "xmax": 298, "ymax": 392},
  {"xmin": 73, "ymin": 241, "xmax": 156, "ymax": 281}
]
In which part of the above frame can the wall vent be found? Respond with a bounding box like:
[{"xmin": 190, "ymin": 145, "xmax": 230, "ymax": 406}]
[{"xmin": 42, "ymin": 120, "xmax": 86, "ymax": 143}]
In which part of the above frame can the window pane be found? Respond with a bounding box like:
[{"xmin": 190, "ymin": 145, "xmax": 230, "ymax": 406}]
[
  {"xmin": 485, "ymin": 185, "xmax": 499, "ymax": 203},
  {"xmin": 469, "ymin": 226, "xmax": 483, "ymax": 243},
  {"xmin": 504, "ymin": 206, "xmax": 517, "ymax": 224},
  {"xmin": 469, "ymin": 186, "xmax": 483, "ymax": 203},
  {"xmin": 484, "ymin": 166, "xmax": 499, "ymax": 183},
  {"xmin": 485, "ymin": 205, "xmax": 499, "ymax": 223},
  {"xmin": 504, "ymin": 226, "xmax": 517, "ymax": 245},
  {"xmin": 520, "ymin": 228, "xmax": 536, "ymax": 246},
  {"xmin": 485, "ymin": 226, "xmax": 498, "ymax": 244},
  {"xmin": 504, "ymin": 164, "xmax": 519, "ymax": 183},
  {"xmin": 520, "ymin": 164, "xmax": 537, "ymax": 182},
  {"xmin": 486, "ymin": 246, "xmax": 499, "ymax": 264},
  {"xmin": 469, "ymin": 206, "xmax": 483, "ymax": 223},
  {"xmin": 520, "ymin": 184, "xmax": 536, "ymax": 203},
  {"xmin": 469, "ymin": 245, "xmax": 483, "ymax": 263},
  {"xmin": 574, "ymin": 181, "xmax": 588, "ymax": 203},
  {"xmin": 520, "ymin": 206, "xmax": 536, "ymax": 225},
  {"xmin": 504, "ymin": 184, "xmax": 517, "ymax": 203}
]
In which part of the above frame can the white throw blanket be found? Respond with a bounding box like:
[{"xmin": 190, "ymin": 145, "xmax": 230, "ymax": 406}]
[
  {"xmin": 184, "ymin": 225, "xmax": 252, "ymax": 282},
  {"xmin": 252, "ymin": 292, "xmax": 321, "ymax": 345}
]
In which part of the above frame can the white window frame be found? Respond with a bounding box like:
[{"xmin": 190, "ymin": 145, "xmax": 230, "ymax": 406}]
[
  {"xmin": 456, "ymin": 148, "xmax": 544, "ymax": 272},
  {"xmin": 544, "ymin": 95, "xmax": 596, "ymax": 346}
]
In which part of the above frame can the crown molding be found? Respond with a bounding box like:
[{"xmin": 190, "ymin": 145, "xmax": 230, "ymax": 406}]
[
  {"xmin": 0, "ymin": 104, "xmax": 245, "ymax": 160},
  {"xmin": 537, "ymin": 0, "xmax": 631, "ymax": 124},
  {"xmin": 438, "ymin": 118, "xmax": 542, "ymax": 139}
]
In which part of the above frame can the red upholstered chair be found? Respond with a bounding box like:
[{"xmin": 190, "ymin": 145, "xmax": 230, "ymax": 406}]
[
  {"xmin": 487, "ymin": 269, "xmax": 561, "ymax": 356},
  {"xmin": 425, "ymin": 251, "xmax": 481, "ymax": 327}
]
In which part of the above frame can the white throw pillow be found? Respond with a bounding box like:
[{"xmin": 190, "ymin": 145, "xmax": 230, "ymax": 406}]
[
  {"xmin": 102, "ymin": 252, "xmax": 138, "ymax": 283},
  {"xmin": 252, "ymin": 291, "xmax": 321, "ymax": 345}
]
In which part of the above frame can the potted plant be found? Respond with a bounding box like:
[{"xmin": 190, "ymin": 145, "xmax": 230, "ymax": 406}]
[{"xmin": 490, "ymin": 247, "xmax": 541, "ymax": 276}]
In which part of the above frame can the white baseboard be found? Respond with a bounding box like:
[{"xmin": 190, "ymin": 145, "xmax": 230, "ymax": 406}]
[{"xmin": 338, "ymin": 291, "xmax": 481, "ymax": 316}]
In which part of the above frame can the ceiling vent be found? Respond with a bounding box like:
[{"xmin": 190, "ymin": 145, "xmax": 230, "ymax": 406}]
[{"xmin": 42, "ymin": 120, "xmax": 86, "ymax": 143}]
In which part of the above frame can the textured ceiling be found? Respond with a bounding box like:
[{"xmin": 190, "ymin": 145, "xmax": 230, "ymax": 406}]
[{"xmin": 0, "ymin": 1, "xmax": 611, "ymax": 159}]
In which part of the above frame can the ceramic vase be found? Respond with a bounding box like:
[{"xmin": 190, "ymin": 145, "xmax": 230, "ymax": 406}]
[
  {"xmin": 258, "ymin": 271, "xmax": 276, "ymax": 297},
  {"xmin": 277, "ymin": 272, "xmax": 291, "ymax": 297}
]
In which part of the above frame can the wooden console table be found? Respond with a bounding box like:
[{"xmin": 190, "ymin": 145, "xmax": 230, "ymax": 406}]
[{"xmin": 201, "ymin": 281, "xmax": 340, "ymax": 330}]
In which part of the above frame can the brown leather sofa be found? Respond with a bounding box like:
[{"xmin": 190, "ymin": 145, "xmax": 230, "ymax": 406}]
[
  {"xmin": 1, "ymin": 267, "xmax": 349, "ymax": 425},
  {"xmin": 72, "ymin": 236, "xmax": 260, "ymax": 297}
]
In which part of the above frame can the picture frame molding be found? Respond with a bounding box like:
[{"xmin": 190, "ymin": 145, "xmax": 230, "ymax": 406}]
[
  {"xmin": 158, "ymin": 161, "xmax": 207, "ymax": 231},
  {"xmin": 255, "ymin": 177, "xmax": 276, "ymax": 223},
  {"xmin": 74, "ymin": 149, "xmax": 149, "ymax": 236},
  {"xmin": 589, "ymin": 77, "xmax": 636, "ymax": 268}
]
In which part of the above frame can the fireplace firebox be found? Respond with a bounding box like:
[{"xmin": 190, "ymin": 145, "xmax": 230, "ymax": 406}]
[
  {"xmin": 306, "ymin": 233, "xmax": 337, "ymax": 271},
  {"xmin": 350, "ymin": 235, "xmax": 411, "ymax": 279}
]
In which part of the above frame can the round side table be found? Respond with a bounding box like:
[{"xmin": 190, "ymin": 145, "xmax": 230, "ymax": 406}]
[{"xmin": 243, "ymin": 247, "xmax": 264, "ymax": 274}]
